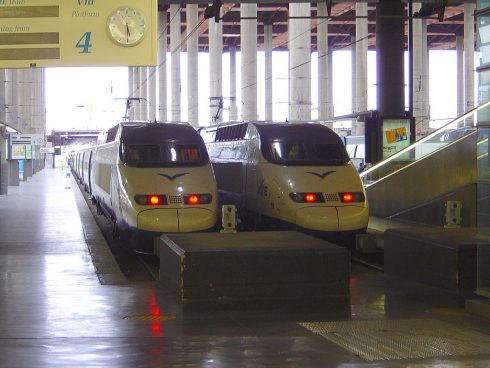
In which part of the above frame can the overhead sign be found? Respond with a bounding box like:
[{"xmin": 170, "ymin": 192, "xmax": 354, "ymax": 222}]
[
  {"xmin": 10, "ymin": 133, "xmax": 44, "ymax": 145},
  {"xmin": 40, "ymin": 147, "xmax": 55, "ymax": 153},
  {"xmin": 0, "ymin": 0, "xmax": 157, "ymax": 68}
]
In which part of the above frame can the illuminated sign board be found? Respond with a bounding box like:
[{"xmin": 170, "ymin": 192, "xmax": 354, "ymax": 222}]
[
  {"xmin": 382, "ymin": 118, "xmax": 412, "ymax": 160},
  {"xmin": 0, "ymin": 0, "xmax": 157, "ymax": 68}
]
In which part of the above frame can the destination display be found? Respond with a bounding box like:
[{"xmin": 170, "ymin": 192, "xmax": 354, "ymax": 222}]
[{"xmin": 0, "ymin": 0, "xmax": 157, "ymax": 68}]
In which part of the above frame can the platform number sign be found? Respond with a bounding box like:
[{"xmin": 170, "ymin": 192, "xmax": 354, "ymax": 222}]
[{"xmin": 76, "ymin": 32, "xmax": 92, "ymax": 54}]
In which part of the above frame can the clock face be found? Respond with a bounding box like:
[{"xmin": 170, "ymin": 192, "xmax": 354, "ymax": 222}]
[{"xmin": 107, "ymin": 7, "xmax": 147, "ymax": 47}]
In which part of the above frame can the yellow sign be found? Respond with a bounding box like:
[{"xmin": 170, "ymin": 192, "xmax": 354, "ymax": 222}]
[{"xmin": 0, "ymin": 0, "xmax": 157, "ymax": 68}]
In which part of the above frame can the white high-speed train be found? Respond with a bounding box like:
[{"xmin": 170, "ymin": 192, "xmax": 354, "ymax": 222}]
[
  {"xmin": 199, "ymin": 121, "xmax": 369, "ymax": 236},
  {"xmin": 70, "ymin": 122, "xmax": 218, "ymax": 248}
]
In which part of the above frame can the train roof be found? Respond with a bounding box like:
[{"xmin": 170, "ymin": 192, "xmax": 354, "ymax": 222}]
[
  {"xmin": 119, "ymin": 122, "xmax": 204, "ymax": 144},
  {"xmin": 201, "ymin": 121, "xmax": 340, "ymax": 143}
]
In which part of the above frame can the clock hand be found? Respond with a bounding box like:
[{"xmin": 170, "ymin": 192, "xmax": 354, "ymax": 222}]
[{"xmin": 126, "ymin": 23, "xmax": 131, "ymax": 43}]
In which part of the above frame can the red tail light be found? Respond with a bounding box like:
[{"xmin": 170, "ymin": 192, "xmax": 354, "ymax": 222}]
[
  {"xmin": 342, "ymin": 193, "xmax": 353, "ymax": 203},
  {"xmin": 339, "ymin": 192, "xmax": 365, "ymax": 203},
  {"xmin": 134, "ymin": 195, "xmax": 167, "ymax": 206},
  {"xmin": 184, "ymin": 193, "xmax": 213, "ymax": 205},
  {"xmin": 149, "ymin": 195, "xmax": 160, "ymax": 205},
  {"xmin": 305, "ymin": 193, "xmax": 317, "ymax": 203},
  {"xmin": 289, "ymin": 192, "xmax": 325, "ymax": 203}
]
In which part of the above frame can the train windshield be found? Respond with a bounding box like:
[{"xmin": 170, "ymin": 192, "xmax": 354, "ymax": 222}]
[
  {"xmin": 119, "ymin": 124, "xmax": 209, "ymax": 167},
  {"xmin": 258, "ymin": 124, "xmax": 350, "ymax": 166}
]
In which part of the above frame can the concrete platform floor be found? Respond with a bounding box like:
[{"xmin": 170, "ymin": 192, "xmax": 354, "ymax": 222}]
[{"xmin": 1, "ymin": 168, "xmax": 490, "ymax": 367}]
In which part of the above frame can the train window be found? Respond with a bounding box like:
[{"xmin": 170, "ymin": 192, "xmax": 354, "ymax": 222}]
[
  {"xmin": 122, "ymin": 143, "xmax": 206, "ymax": 167},
  {"xmin": 271, "ymin": 143, "xmax": 307, "ymax": 161},
  {"xmin": 314, "ymin": 144, "xmax": 347, "ymax": 163},
  {"xmin": 169, "ymin": 145, "xmax": 201, "ymax": 162},
  {"xmin": 267, "ymin": 141, "xmax": 349, "ymax": 166},
  {"xmin": 106, "ymin": 125, "xmax": 119, "ymax": 143}
]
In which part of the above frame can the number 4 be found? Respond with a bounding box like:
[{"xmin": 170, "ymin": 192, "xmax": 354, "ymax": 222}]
[{"xmin": 76, "ymin": 32, "xmax": 92, "ymax": 53}]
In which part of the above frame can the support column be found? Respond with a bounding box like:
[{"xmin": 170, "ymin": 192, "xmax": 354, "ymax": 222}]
[
  {"xmin": 187, "ymin": 4, "xmax": 199, "ymax": 127},
  {"xmin": 5, "ymin": 70, "xmax": 13, "ymax": 128},
  {"xmin": 464, "ymin": 3, "xmax": 475, "ymax": 114},
  {"xmin": 140, "ymin": 67, "xmax": 148, "ymax": 121},
  {"xmin": 413, "ymin": 2, "xmax": 430, "ymax": 134},
  {"xmin": 353, "ymin": 2, "xmax": 368, "ymax": 136},
  {"xmin": 133, "ymin": 67, "xmax": 141, "ymax": 120},
  {"xmin": 158, "ymin": 9, "xmax": 168, "ymax": 122},
  {"xmin": 0, "ymin": 127, "xmax": 8, "ymax": 195},
  {"xmin": 148, "ymin": 66, "xmax": 157, "ymax": 122},
  {"xmin": 170, "ymin": 4, "xmax": 181, "ymax": 122},
  {"xmin": 456, "ymin": 35, "xmax": 464, "ymax": 117},
  {"xmin": 19, "ymin": 70, "xmax": 28, "ymax": 131},
  {"xmin": 327, "ymin": 51, "xmax": 334, "ymax": 124},
  {"xmin": 241, "ymin": 3, "xmax": 257, "ymax": 121},
  {"xmin": 264, "ymin": 23, "xmax": 273, "ymax": 121},
  {"xmin": 376, "ymin": 0, "xmax": 405, "ymax": 117},
  {"xmin": 288, "ymin": 3, "xmax": 311, "ymax": 122},
  {"xmin": 0, "ymin": 69, "xmax": 6, "ymax": 125},
  {"xmin": 209, "ymin": 14, "xmax": 223, "ymax": 123},
  {"xmin": 317, "ymin": 2, "xmax": 332, "ymax": 123},
  {"xmin": 351, "ymin": 33, "xmax": 356, "ymax": 115},
  {"xmin": 9, "ymin": 160, "xmax": 19, "ymax": 186},
  {"xmin": 229, "ymin": 47, "xmax": 238, "ymax": 121},
  {"xmin": 128, "ymin": 67, "xmax": 134, "ymax": 120}
]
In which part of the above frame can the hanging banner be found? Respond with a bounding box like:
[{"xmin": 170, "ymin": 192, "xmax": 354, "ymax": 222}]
[{"xmin": 0, "ymin": 0, "xmax": 157, "ymax": 68}]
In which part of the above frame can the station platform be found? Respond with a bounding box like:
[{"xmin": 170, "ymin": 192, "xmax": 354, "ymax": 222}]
[{"xmin": 2, "ymin": 168, "xmax": 490, "ymax": 367}]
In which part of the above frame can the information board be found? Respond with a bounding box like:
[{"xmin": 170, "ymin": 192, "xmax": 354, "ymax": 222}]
[
  {"xmin": 382, "ymin": 118, "xmax": 411, "ymax": 160},
  {"xmin": 0, "ymin": 0, "xmax": 157, "ymax": 68}
]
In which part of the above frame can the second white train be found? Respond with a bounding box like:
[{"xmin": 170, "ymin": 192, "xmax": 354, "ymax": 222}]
[{"xmin": 200, "ymin": 122, "xmax": 369, "ymax": 236}]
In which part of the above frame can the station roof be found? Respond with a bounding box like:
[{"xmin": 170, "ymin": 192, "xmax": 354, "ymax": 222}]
[{"xmin": 156, "ymin": 1, "xmax": 471, "ymax": 52}]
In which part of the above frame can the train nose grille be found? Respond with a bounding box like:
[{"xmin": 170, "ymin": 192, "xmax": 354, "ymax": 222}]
[
  {"xmin": 324, "ymin": 193, "xmax": 339, "ymax": 202},
  {"xmin": 167, "ymin": 195, "xmax": 183, "ymax": 204}
]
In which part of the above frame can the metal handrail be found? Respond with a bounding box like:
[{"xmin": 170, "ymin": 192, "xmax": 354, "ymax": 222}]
[{"xmin": 359, "ymin": 100, "xmax": 490, "ymax": 186}]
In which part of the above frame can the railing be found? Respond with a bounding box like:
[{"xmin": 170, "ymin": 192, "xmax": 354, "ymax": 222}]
[{"xmin": 359, "ymin": 100, "xmax": 490, "ymax": 187}]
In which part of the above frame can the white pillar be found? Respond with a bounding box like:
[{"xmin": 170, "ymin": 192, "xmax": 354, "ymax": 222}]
[
  {"xmin": 241, "ymin": 3, "xmax": 257, "ymax": 121},
  {"xmin": 158, "ymin": 9, "xmax": 168, "ymax": 122},
  {"xmin": 317, "ymin": 2, "xmax": 332, "ymax": 122},
  {"xmin": 5, "ymin": 70, "xmax": 12, "ymax": 128},
  {"xmin": 354, "ymin": 2, "xmax": 367, "ymax": 136},
  {"xmin": 229, "ymin": 47, "xmax": 238, "ymax": 121},
  {"xmin": 127, "ymin": 67, "xmax": 134, "ymax": 120},
  {"xmin": 288, "ymin": 3, "xmax": 311, "ymax": 122},
  {"xmin": 148, "ymin": 66, "xmax": 157, "ymax": 122},
  {"xmin": 464, "ymin": 3, "xmax": 475, "ymax": 114},
  {"xmin": 351, "ymin": 33, "xmax": 356, "ymax": 114},
  {"xmin": 209, "ymin": 15, "xmax": 223, "ymax": 123},
  {"xmin": 140, "ymin": 67, "xmax": 148, "ymax": 121},
  {"xmin": 413, "ymin": 3, "xmax": 430, "ymax": 134},
  {"xmin": 456, "ymin": 35, "xmax": 464, "ymax": 117},
  {"xmin": 0, "ymin": 69, "xmax": 5, "ymax": 125},
  {"xmin": 170, "ymin": 4, "xmax": 181, "ymax": 122},
  {"xmin": 187, "ymin": 4, "xmax": 199, "ymax": 127},
  {"xmin": 133, "ymin": 67, "xmax": 141, "ymax": 120},
  {"xmin": 327, "ymin": 51, "xmax": 334, "ymax": 123},
  {"xmin": 264, "ymin": 23, "xmax": 273, "ymax": 121}
]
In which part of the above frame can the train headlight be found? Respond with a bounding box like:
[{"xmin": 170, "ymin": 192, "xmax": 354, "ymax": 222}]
[
  {"xmin": 134, "ymin": 195, "xmax": 167, "ymax": 206},
  {"xmin": 289, "ymin": 192, "xmax": 325, "ymax": 203},
  {"xmin": 184, "ymin": 193, "xmax": 213, "ymax": 205},
  {"xmin": 339, "ymin": 192, "xmax": 365, "ymax": 203}
]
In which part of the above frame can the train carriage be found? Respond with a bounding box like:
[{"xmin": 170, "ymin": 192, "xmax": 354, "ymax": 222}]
[
  {"xmin": 71, "ymin": 122, "xmax": 218, "ymax": 249},
  {"xmin": 200, "ymin": 121, "xmax": 369, "ymax": 236}
]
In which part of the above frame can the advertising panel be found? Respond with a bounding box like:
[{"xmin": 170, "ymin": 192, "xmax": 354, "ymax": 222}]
[
  {"xmin": 11, "ymin": 144, "xmax": 25, "ymax": 159},
  {"xmin": 382, "ymin": 118, "xmax": 412, "ymax": 160}
]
